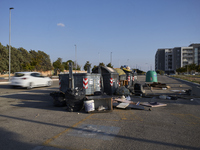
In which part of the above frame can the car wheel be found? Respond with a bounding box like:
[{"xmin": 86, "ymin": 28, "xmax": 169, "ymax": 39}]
[
  {"xmin": 47, "ymin": 81, "xmax": 52, "ymax": 87},
  {"xmin": 11, "ymin": 85, "xmax": 16, "ymax": 89},
  {"xmin": 27, "ymin": 82, "xmax": 33, "ymax": 89}
]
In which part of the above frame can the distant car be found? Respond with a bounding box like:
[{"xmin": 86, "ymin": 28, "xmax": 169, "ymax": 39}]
[{"xmin": 10, "ymin": 72, "xmax": 52, "ymax": 89}]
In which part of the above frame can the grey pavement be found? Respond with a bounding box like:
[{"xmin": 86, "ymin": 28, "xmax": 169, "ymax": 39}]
[{"xmin": 0, "ymin": 75, "xmax": 200, "ymax": 150}]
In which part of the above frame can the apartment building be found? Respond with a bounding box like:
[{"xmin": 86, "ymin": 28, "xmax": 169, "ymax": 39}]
[
  {"xmin": 155, "ymin": 43, "xmax": 200, "ymax": 74},
  {"xmin": 155, "ymin": 48, "xmax": 173, "ymax": 74},
  {"xmin": 189, "ymin": 43, "xmax": 200, "ymax": 65}
]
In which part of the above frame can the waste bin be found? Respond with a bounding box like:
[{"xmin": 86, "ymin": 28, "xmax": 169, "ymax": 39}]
[
  {"xmin": 114, "ymin": 68, "xmax": 126, "ymax": 86},
  {"xmin": 59, "ymin": 73, "xmax": 101, "ymax": 96},
  {"xmin": 92, "ymin": 66, "xmax": 119, "ymax": 95},
  {"xmin": 122, "ymin": 67, "xmax": 133, "ymax": 88}
]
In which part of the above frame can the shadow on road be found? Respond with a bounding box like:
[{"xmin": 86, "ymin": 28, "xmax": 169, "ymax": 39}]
[{"xmin": 0, "ymin": 114, "xmax": 199, "ymax": 150}]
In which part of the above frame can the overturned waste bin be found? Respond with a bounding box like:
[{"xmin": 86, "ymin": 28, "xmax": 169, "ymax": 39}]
[{"xmin": 92, "ymin": 66, "xmax": 119, "ymax": 95}]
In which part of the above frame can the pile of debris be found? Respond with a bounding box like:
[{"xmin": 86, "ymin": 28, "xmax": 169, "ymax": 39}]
[
  {"xmin": 50, "ymin": 87, "xmax": 86, "ymax": 112},
  {"xmin": 144, "ymin": 82, "xmax": 170, "ymax": 90},
  {"xmin": 50, "ymin": 83, "xmax": 171, "ymax": 113}
]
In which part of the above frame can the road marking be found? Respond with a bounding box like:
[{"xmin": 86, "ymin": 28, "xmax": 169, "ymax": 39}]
[
  {"xmin": 89, "ymin": 110, "xmax": 143, "ymax": 122},
  {"xmin": 43, "ymin": 114, "xmax": 94, "ymax": 145},
  {"xmin": 67, "ymin": 124, "xmax": 120, "ymax": 140},
  {"xmin": 117, "ymin": 110, "xmax": 143, "ymax": 121}
]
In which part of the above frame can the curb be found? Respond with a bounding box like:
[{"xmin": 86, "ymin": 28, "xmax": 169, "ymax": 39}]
[{"xmin": 168, "ymin": 75, "xmax": 200, "ymax": 86}]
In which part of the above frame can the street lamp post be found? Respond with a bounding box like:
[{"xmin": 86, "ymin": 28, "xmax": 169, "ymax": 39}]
[
  {"xmin": 9, "ymin": 7, "xmax": 14, "ymax": 81},
  {"xmin": 110, "ymin": 52, "xmax": 112, "ymax": 64},
  {"xmin": 74, "ymin": 44, "xmax": 77, "ymax": 71}
]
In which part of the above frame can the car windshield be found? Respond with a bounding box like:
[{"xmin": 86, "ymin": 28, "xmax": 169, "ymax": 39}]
[{"xmin": 14, "ymin": 73, "xmax": 25, "ymax": 77}]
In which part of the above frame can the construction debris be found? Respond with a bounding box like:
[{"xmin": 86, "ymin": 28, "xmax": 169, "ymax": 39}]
[
  {"xmin": 112, "ymin": 97, "xmax": 145, "ymax": 110},
  {"xmin": 144, "ymin": 82, "xmax": 167, "ymax": 89}
]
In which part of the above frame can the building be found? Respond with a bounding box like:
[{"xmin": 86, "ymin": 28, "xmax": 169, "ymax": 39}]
[
  {"xmin": 189, "ymin": 43, "xmax": 200, "ymax": 65},
  {"xmin": 155, "ymin": 48, "xmax": 173, "ymax": 74},
  {"xmin": 155, "ymin": 43, "xmax": 200, "ymax": 74}
]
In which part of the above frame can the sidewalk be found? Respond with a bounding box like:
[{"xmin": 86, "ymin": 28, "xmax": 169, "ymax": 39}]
[
  {"xmin": 0, "ymin": 78, "xmax": 58, "ymax": 85},
  {"xmin": 0, "ymin": 79, "xmax": 9, "ymax": 84}
]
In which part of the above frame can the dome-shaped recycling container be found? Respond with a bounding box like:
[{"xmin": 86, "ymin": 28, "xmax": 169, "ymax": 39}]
[{"xmin": 145, "ymin": 71, "xmax": 157, "ymax": 82}]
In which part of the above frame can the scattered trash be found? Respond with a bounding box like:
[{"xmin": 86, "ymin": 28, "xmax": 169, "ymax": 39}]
[
  {"xmin": 113, "ymin": 97, "xmax": 134, "ymax": 104},
  {"xmin": 171, "ymin": 90, "xmax": 186, "ymax": 93},
  {"xmin": 166, "ymin": 96, "xmax": 171, "ymax": 100},
  {"xmin": 159, "ymin": 95, "xmax": 177, "ymax": 100},
  {"xmin": 115, "ymin": 86, "xmax": 130, "ymax": 96},
  {"xmin": 159, "ymin": 95, "xmax": 167, "ymax": 99},
  {"xmin": 126, "ymin": 104, "xmax": 145, "ymax": 110},
  {"xmin": 50, "ymin": 91, "xmax": 66, "ymax": 107},
  {"xmin": 65, "ymin": 88, "xmax": 85, "ymax": 112},
  {"xmin": 116, "ymin": 103, "xmax": 129, "ymax": 109},
  {"xmin": 126, "ymin": 95, "xmax": 131, "ymax": 101},
  {"xmin": 140, "ymin": 102, "xmax": 167, "ymax": 107},
  {"xmin": 136, "ymin": 101, "xmax": 140, "ymax": 105},
  {"xmin": 112, "ymin": 97, "xmax": 145, "ymax": 110},
  {"xmin": 190, "ymin": 99, "xmax": 193, "ymax": 101},
  {"xmin": 97, "ymin": 105, "xmax": 108, "ymax": 111},
  {"xmin": 121, "ymin": 95, "xmax": 126, "ymax": 100},
  {"xmin": 145, "ymin": 82, "xmax": 167, "ymax": 89},
  {"xmin": 84, "ymin": 100, "xmax": 95, "ymax": 112}
]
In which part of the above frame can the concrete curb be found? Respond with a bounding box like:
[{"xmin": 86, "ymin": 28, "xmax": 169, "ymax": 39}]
[
  {"xmin": 168, "ymin": 75, "xmax": 200, "ymax": 86},
  {"xmin": 168, "ymin": 75, "xmax": 200, "ymax": 97}
]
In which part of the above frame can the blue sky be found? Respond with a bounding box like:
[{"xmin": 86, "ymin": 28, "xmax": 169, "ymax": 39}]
[{"xmin": 0, "ymin": 0, "xmax": 199, "ymax": 71}]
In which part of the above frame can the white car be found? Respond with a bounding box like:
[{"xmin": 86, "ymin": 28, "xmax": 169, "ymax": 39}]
[{"xmin": 10, "ymin": 72, "xmax": 52, "ymax": 89}]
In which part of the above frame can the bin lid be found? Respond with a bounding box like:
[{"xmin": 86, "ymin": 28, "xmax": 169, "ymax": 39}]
[
  {"xmin": 122, "ymin": 67, "xmax": 133, "ymax": 73},
  {"xmin": 114, "ymin": 68, "xmax": 126, "ymax": 76},
  {"xmin": 92, "ymin": 66, "xmax": 118, "ymax": 74},
  {"xmin": 146, "ymin": 71, "xmax": 157, "ymax": 82}
]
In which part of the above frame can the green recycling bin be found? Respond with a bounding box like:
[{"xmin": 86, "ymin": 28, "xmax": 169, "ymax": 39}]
[{"xmin": 146, "ymin": 71, "xmax": 157, "ymax": 82}]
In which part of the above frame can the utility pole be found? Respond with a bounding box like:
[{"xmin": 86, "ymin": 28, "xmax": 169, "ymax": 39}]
[
  {"xmin": 9, "ymin": 7, "xmax": 14, "ymax": 81},
  {"xmin": 110, "ymin": 52, "xmax": 112, "ymax": 64},
  {"xmin": 74, "ymin": 44, "xmax": 77, "ymax": 72}
]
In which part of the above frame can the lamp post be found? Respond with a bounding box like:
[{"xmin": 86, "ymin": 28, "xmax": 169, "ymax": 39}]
[
  {"xmin": 9, "ymin": 7, "xmax": 14, "ymax": 81},
  {"xmin": 110, "ymin": 52, "xmax": 112, "ymax": 64},
  {"xmin": 74, "ymin": 44, "xmax": 77, "ymax": 71}
]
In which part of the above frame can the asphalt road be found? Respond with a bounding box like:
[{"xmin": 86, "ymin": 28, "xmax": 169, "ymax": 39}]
[{"xmin": 0, "ymin": 76, "xmax": 200, "ymax": 150}]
